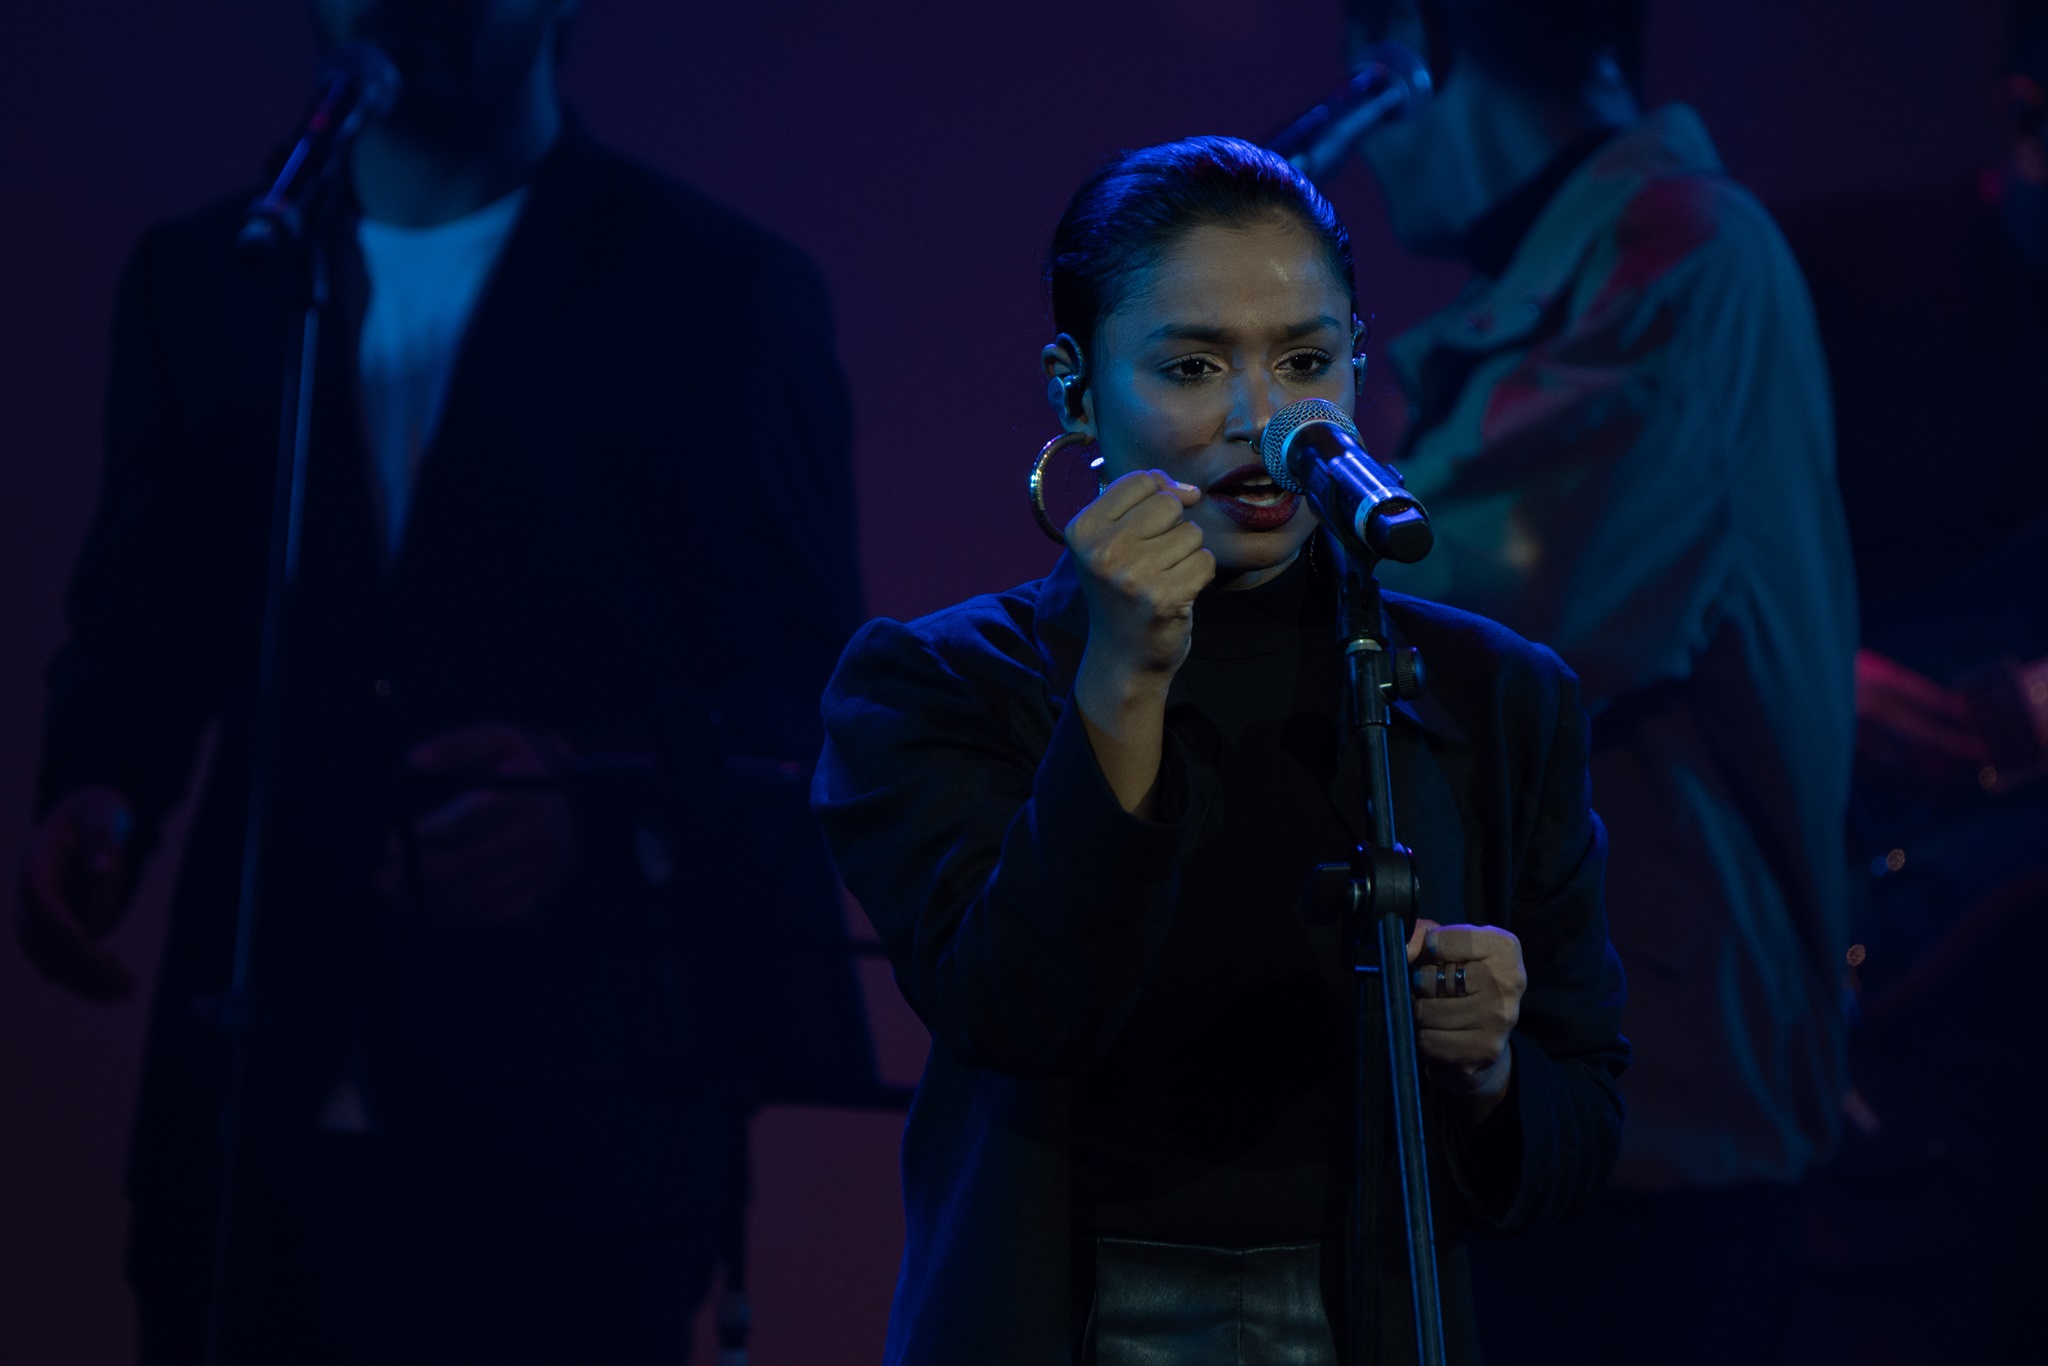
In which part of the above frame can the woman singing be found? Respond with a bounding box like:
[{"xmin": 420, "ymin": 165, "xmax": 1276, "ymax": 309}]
[{"xmin": 814, "ymin": 137, "xmax": 1626, "ymax": 1365}]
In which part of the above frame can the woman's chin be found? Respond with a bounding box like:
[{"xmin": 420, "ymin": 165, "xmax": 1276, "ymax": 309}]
[{"xmin": 1203, "ymin": 510, "xmax": 1314, "ymax": 583}]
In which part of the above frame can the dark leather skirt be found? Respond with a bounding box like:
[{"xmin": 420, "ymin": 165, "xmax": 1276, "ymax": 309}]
[{"xmin": 1077, "ymin": 1236, "xmax": 1340, "ymax": 1365}]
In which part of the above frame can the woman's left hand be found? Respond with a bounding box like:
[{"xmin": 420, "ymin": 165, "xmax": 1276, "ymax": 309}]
[{"xmin": 1407, "ymin": 919, "xmax": 1527, "ymax": 1123}]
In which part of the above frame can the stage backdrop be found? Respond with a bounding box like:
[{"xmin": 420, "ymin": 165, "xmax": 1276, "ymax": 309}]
[{"xmin": 0, "ymin": 1, "xmax": 2009, "ymax": 1360}]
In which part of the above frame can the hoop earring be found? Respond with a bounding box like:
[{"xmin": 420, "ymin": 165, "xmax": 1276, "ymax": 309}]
[{"xmin": 1029, "ymin": 432, "xmax": 1102, "ymax": 545}]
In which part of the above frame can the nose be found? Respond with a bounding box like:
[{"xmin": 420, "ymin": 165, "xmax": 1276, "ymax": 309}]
[{"xmin": 1222, "ymin": 371, "xmax": 1289, "ymax": 448}]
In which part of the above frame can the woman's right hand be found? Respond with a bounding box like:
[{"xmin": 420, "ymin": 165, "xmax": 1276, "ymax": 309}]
[
  {"xmin": 1069, "ymin": 470, "xmax": 1213, "ymax": 680},
  {"xmin": 1067, "ymin": 470, "xmax": 1214, "ymax": 817}
]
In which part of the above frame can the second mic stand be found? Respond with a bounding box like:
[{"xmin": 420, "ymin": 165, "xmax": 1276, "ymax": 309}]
[
  {"xmin": 1304, "ymin": 540, "xmax": 1446, "ymax": 1366},
  {"xmin": 203, "ymin": 228, "xmax": 328, "ymax": 1366}
]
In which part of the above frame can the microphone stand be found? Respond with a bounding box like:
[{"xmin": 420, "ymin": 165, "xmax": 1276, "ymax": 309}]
[
  {"xmin": 1305, "ymin": 535, "xmax": 1446, "ymax": 1366},
  {"xmin": 201, "ymin": 205, "xmax": 331, "ymax": 1366}
]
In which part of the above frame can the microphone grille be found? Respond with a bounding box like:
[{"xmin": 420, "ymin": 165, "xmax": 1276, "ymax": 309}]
[{"xmin": 1260, "ymin": 398, "xmax": 1360, "ymax": 493}]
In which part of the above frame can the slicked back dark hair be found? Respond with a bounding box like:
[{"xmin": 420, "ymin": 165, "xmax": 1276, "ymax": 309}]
[{"xmin": 1044, "ymin": 136, "xmax": 1356, "ymax": 365}]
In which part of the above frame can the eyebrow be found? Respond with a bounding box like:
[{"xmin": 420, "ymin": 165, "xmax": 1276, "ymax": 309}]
[{"xmin": 1144, "ymin": 314, "xmax": 1347, "ymax": 345}]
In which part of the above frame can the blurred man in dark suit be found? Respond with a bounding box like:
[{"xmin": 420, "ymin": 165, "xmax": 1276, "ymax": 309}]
[
  {"xmin": 14, "ymin": 2, "xmax": 871, "ymax": 1362},
  {"xmin": 1344, "ymin": 2, "xmax": 1858, "ymax": 1361}
]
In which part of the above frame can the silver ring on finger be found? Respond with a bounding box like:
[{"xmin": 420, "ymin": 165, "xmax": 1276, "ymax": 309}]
[
  {"xmin": 1435, "ymin": 965, "xmax": 1448, "ymax": 998},
  {"xmin": 1453, "ymin": 964, "xmax": 1468, "ymax": 997}
]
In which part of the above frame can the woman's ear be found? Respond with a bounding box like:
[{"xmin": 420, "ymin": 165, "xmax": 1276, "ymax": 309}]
[{"xmin": 1040, "ymin": 333, "xmax": 1095, "ymax": 438}]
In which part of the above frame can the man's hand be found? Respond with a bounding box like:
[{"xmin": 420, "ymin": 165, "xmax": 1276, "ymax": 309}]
[
  {"xmin": 16, "ymin": 786, "xmax": 140, "ymax": 1000},
  {"xmin": 1854, "ymin": 647, "xmax": 1990, "ymax": 792},
  {"xmin": 1407, "ymin": 918, "xmax": 1527, "ymax": 1125},
  {"xmin": 376, "ymin": 724, "xmax": 577, "ymax": 927}
]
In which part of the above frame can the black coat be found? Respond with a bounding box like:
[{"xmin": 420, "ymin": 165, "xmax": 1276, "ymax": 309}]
[
  {"xmin": 36, "ymin": 124, "xmax": 874, "ymax": 1233},
  {"xmin": 813, "ymin": 551, "xmax": 1629, "ymax": 1365}
]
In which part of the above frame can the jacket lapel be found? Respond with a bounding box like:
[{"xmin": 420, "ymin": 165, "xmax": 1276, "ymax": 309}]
[
  {"xmin": 1381, "ymin": 602, "xmax": 1469, "ymax": 747},
  {"xmin": 385, "ymin": 125, "xmax": 604, "ymax": 591}
]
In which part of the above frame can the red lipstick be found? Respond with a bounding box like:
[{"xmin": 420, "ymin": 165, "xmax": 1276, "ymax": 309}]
[{"xmin": 1205, "ymin": 463, "xmax": 1301, "ymax": 532}]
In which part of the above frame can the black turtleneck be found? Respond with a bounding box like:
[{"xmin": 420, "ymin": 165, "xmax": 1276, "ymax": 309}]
[{"xmin": 1070, "ymin": 547, "xmax": 1367, "ymax": 1248}]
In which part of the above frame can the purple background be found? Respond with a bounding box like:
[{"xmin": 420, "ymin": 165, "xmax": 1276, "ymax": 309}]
[{"xmin": 0, "ymin": 1, "xmax": 2012, "ymax": 1359}]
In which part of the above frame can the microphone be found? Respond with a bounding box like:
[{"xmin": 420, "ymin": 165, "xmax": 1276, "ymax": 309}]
[
  {"xmin": 1261, "ymin": 398, "xmax": 1432, "ymax": 564},
  {"xmin": 1265, "ymin": 42, "xmax": 1432, "ymax": 186},
  {"xmin": 238, "ymin": 43, "xmax": 400, "ymax": 257}
]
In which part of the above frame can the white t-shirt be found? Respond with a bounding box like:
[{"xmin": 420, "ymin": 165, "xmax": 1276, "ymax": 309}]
[{"xmin": 356, "ymin": 188, "xmax": 528, "ymax": 560}]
